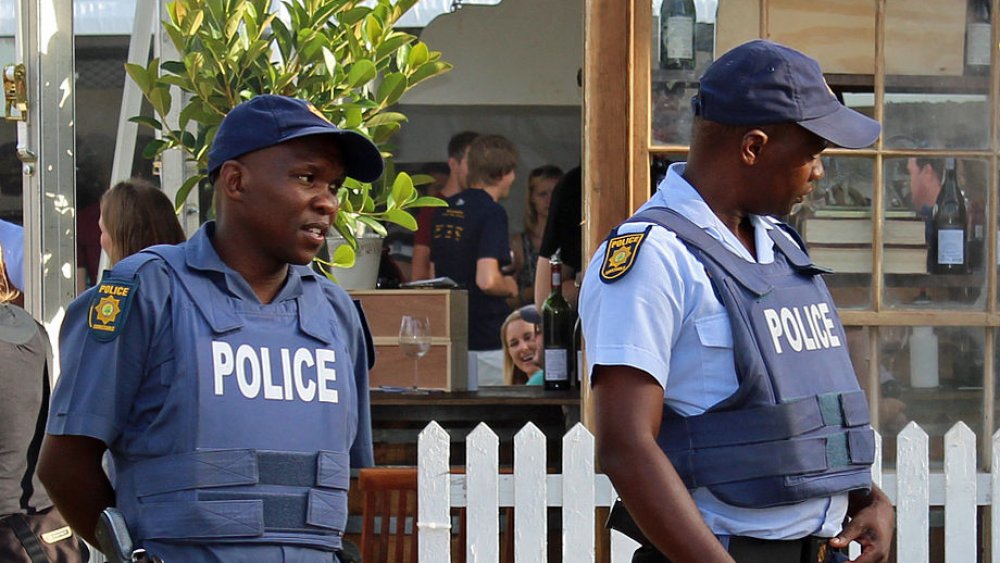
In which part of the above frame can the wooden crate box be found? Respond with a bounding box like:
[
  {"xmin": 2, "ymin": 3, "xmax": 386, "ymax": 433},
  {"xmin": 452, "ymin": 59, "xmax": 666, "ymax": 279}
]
[
  {"xmin": 349, "ymin": 289, "xmax": 469, "ymax": 390},
  {"xmin": 717, "ymin": 0, "xmax": 966, "ymax": 76}
]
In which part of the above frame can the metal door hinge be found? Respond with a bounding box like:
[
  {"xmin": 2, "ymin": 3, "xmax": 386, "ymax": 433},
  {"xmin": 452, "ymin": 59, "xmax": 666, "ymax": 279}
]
[{"xmin": 3, "ymin": 63, "xmax": 27, "ymax": 121}]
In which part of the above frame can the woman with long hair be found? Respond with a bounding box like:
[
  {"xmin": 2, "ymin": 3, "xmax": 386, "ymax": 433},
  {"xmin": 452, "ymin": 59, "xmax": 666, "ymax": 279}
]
[
  {"xmin": 501, "ymin": 306, "xmax": 543, "ymax": 385},
  {"xmin": 100, "ymin": 178, "xmax": 187, "ymax": 266},
  {"xmin": 510, "ymin": 165, "xmax": 562, "ymax": 307}
]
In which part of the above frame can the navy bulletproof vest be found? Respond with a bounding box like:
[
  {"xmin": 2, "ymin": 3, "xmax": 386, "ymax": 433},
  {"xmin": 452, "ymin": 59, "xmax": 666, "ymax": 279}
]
[
  {"xmin": 622, "ymin": 208, "xmax": 875, "ymax": 508},
  {"xmin": 109, "ymin": 246, "xmax": 357, "ymax": 551}
]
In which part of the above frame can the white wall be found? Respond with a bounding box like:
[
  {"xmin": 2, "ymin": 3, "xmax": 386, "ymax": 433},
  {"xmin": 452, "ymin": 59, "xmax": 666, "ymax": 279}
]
[{"xmin": 402, "ymin": 0, "xmax": 583, "ymax": 106}]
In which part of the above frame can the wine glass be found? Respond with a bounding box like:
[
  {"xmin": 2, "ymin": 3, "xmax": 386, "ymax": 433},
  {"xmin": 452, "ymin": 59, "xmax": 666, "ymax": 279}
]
[{"xmin": 399, "ymin": 315, "xmax": 431, "ymax": 394}]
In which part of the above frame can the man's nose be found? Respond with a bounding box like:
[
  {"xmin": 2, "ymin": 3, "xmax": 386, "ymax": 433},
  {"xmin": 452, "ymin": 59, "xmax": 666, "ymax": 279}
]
[{"xmin": 811, "ymin": 158, "xmax": 825, "ymax": 182}]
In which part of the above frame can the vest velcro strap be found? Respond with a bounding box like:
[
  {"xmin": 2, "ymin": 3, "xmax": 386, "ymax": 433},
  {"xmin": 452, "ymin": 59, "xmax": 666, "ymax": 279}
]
[
  {"xmin": 660, "ymin": 391, "xmax": 869, "ymax": 451},
  {"xmin": 133, "ymin": 449, "xmax": 258, "ymax": 497},
  {"xmin": 133, "ymin": 449, "xmax": 350, "ymax": 498},
  {"xmin": 307, "ymin": 488, "xmax": 348, "ymax": 531},
  {"xmin": 137, "ymin": 499, "xmax": 263, "ymax": 539},
  {"xmin": 677, "ymin": 429, "xmax": 872, "ymax": 488},
  {"xmin": 198, "ymin": 489, "xmax": 348, "ymax": 534},
  {"xmin": 848, "ymin": 427, "xmax": 876, "ymax": 464}
]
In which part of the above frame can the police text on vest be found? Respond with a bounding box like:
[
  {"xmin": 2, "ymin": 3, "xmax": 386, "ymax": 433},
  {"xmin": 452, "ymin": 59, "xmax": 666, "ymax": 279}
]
[
  {"xmin": 211, "ymin": 342, "xmax": 338, "ymax": 403},
  {"xmin": 762, "ymin": 303, "xmax": 841, "ymax": 354}
]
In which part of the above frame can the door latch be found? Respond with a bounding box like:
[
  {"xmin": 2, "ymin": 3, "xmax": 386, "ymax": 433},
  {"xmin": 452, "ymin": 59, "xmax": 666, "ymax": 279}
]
[{"xmin": 3, "ymin": 63, "xmax": 27, "ymax": 121}]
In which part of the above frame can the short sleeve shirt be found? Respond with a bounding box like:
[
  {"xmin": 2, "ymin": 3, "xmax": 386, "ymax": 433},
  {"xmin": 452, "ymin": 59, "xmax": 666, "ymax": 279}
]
[
  {"xmin": 48, "ymin": 222, "xmax": 374, "ymax": 468},
  {"xmin": 430, "ymin": 188, "xmax": 511, "ymax": 350},
  {"xmin": 0, "ymin": 219, "xmax": 24, "ymax": 291},
  {"xmin": 579, "ymin": 163, "xmax": 848, "ymax": 539}
]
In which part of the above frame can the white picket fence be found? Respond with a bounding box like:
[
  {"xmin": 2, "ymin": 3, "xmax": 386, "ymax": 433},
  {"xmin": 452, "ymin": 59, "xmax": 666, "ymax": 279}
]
[{"xmin": 417, "ymin": 420, "xmax": 1000, "ymax": 563}]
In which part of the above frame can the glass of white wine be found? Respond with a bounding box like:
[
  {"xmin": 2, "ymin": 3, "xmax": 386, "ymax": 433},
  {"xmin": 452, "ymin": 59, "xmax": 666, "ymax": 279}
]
[{"xmin": 399, "ymin": 315, "xmax": 431, "ymax": 394}]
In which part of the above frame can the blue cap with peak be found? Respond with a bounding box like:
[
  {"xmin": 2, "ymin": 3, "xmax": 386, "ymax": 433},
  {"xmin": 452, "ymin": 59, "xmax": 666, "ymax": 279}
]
[
  {"xmin": 207, "ymin": 95, "xmax": 384, "ymax": 182},
  {"xmin": 691, "ymin": 40, "xmax": 881, "ymax": 149}
]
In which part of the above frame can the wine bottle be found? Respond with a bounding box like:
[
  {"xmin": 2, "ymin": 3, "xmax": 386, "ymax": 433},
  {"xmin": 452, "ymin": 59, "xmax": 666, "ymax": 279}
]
[
  {"xmin": 660, "ymin": 0, "xmax": 696, "ymax": 70},
  {"xmin": 965, "ymin": 0, "xmax": 991, "ymax": 75},
  {"xmin": 930, "ymin": 158, "xmax": 971, "ymax": 274},
  {"xmin": 542, "ymin": 253, "xmax": 573, "ymax": 391}
]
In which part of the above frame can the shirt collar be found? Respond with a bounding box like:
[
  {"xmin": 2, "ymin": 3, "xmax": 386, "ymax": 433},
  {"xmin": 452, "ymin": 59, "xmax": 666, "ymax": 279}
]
[
  {"xmin": 184, "ymin": 221, "xmax": 307, "ymax": 302},
  {"xmin": 645, "ymin": 162, "xmax": 777, "ymax": 263}
]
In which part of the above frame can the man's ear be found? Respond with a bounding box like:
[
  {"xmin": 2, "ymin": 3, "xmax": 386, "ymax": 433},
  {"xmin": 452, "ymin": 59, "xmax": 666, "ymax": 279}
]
[
  {"xmin": 740, "ymin": 129, "xmax": 768, "ymax": 166},
  {"xmin": 217, "ymin": 160, "xmax": 246, "ymax": 200}
]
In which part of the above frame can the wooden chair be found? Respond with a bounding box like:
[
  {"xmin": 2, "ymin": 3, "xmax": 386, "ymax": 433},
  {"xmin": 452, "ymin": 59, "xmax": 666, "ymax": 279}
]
[
  {"xmin": 359, "ymin": 467, "xmax": 516, "ymax": 563},
  {"xmin": 359, "ymin": 467, "xmax": 419, "ymax": 563}
]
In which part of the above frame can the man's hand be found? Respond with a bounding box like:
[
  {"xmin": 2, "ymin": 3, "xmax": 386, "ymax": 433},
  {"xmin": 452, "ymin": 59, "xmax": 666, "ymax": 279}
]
[{"xmin": 828, "ymin": 485, "xmax": 894, "ymax": 563}]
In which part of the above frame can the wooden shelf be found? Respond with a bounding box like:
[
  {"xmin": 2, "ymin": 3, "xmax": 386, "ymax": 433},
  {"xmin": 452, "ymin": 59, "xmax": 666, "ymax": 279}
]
[{"xmin": 651, "ymin": 70, "xmax": 991, "ymax": 96}]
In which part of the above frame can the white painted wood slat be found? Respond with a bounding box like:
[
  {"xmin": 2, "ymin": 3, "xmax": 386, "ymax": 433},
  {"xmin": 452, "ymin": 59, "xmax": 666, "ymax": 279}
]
[
  {"xmin": 563, "ymin": 423, "xmax": 596, "ymax": 562},
  {"xmin": 944, "ymin": 423, "xmax": 977, "ymax": 563},
  {"xmin": 514, "ymin": 423, "xmax": 547, "ymax": 562},
  {"xmin": 896, "ymin": 422, "xmax": 930, "ymax": 563},
  {"xmin": 418, "ymin": 422, "xmax": 452, "ymax": 563},
  {"xmin": 466, "ymin": 423, "xmax": 500, "ymax": 563}
]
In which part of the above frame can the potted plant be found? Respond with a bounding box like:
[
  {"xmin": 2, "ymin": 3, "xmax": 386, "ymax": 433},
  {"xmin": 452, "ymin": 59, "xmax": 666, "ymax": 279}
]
[{"xmin": 124, "ymin": 0, "xmax": 450, "ymax": 282}]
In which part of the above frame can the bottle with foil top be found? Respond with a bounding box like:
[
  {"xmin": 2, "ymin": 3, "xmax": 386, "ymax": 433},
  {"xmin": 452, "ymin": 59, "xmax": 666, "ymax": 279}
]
[{"xmin": 542, "ymin": 253, "xmax": 573, "ymax": 390}]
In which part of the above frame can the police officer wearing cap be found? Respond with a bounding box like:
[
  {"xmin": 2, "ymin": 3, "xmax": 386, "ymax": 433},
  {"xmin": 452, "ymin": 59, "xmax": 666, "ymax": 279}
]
[
  {"xmin": 581, "ymin": 41, "xmax": 894, "ymax": 563},
  {"xmin": 38, "ymin": 94, "xmax": 383, "ymax": 562}
]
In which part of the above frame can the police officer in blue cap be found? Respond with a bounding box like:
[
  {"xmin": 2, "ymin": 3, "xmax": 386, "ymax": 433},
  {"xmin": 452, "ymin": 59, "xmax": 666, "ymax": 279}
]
[
  {"xmin": 581, "ymin": 41, "xmax": 894, "ymax": 563},
  {"xmin": 38, "ymin": 94, "xmax": 383, "ymax": 562}
]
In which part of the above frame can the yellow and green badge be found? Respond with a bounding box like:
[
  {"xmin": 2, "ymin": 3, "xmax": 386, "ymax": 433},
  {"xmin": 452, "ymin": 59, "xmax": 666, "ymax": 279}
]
[
  {"xmin": 88, "ymin": 278, "xmax": 137, "ymax": 341},
  {"xmin": 599, "ymin": 227, "xmax": 650, "ymax": 283}
]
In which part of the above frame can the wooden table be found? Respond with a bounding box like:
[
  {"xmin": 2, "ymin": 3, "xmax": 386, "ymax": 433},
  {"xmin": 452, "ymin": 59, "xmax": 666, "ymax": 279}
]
[{"xmin": 370, "ymin": 386, "xmax": 581, "ymax": 467}]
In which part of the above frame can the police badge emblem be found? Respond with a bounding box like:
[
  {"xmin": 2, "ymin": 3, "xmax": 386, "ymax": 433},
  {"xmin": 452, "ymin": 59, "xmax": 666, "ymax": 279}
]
[
  {"xmin": 599, "ymin": 226, "xmax": 651, "ymax": 283},
  {"xmin": 88, "ymin": 278, "xmax": 137, "ymax": 341}
]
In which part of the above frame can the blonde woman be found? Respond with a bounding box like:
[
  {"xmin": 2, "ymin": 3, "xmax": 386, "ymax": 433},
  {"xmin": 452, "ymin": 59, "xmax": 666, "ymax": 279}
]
[
  {"xmin": 510, "ymin": 165, "xmax": 562, "ymax": 307},
  {"xmin": 501, "ymin": 305, "xmax": 543, "ymax": 385}
]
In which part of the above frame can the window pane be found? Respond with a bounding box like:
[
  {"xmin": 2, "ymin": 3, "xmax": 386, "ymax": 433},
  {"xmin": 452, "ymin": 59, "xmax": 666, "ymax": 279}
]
[
  {"xmin": 650, "ymin": 0, "xmax": 717, "ymax": 146},
  {"xmin": 882, "ymin": 158, "xmax": 987, "ymax": 309},
  {"xmin": 883, "ymin": 0, "xmax": 990, "ymax": 150},
  {"xmin": 797, "ymin": 156, "xmax": 875, "ymax": 309},
  {"xmin": 879, "ymin": 325, "xmax": 985, "ymax": 467}
]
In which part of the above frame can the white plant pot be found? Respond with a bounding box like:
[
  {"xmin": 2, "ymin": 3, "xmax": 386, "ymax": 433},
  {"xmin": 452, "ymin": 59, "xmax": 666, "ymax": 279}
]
[{"xmin": 325, "ymin": 232, "xmax": 384, "ymax": 290}]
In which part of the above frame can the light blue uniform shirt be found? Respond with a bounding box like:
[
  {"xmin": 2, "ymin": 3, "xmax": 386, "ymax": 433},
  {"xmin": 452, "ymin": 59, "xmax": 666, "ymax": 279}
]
[
  {"xmin": 0, "ymin": 219, "xmax": 24, "ymax": 291},
  {"xmin": 580, "ymin": 163, "xmax": 848, "ymax": 539}
]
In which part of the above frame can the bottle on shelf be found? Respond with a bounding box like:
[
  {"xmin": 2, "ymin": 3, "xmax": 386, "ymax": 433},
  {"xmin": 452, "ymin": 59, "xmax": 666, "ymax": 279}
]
[
  {"xmin": 542, "ymin": 252, "xmax": 574, "ymax": 391},
  {"xmin": 909, "ymin": 326, "xmax": 939, "ymax": 388},
  {"xmin": 965, "ymin": 0, "xmax": 992, "ymax": 76},
  {"xmin": 929, "ymin": 158, "xmax": 971, "ymax": 274},
  {"xmin": 660, "ymin": 0, "xmax": 696, "ymax": 70}
]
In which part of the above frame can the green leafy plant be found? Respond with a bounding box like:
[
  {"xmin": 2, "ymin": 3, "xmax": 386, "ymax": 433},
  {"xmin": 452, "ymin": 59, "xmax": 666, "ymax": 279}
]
[{"xmin": 125, "ymin": 0, "xmax": 450, "ymax": 269}]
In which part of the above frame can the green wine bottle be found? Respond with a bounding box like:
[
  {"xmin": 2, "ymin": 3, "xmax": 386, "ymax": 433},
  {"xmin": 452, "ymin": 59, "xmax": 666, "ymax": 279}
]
[{"xmin": 542, "ymin": 253, "xmax": 573, "ymax": 391}]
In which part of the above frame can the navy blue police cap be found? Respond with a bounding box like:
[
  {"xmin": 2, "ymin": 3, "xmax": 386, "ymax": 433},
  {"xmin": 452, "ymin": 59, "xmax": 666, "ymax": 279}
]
[
  {"xmin": 691, "ymin": 40, "xmax": 881, "ymax": 149},
  {"xmin": 207, "ymin": 95, "xmax": 384, "ymax": 183}
]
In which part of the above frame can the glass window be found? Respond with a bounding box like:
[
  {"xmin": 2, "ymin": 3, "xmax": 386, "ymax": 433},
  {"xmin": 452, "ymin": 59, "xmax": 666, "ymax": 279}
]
[
  {"xmin": 797, "ymin": 156, "xmax": 876, "ymax": 309},
  {"xmin": 880, "ymin": 325, "xmax": 985, "ymax": 466},
  {"xmin": 882, "ymin": 158, "xmax": 987, "ymax": 309}
]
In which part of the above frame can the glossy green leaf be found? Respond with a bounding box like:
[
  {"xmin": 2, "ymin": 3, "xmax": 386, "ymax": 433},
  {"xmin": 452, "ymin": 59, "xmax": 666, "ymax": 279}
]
[
  {"xmin": 409, "ymin": 196, "xmax": 448, "ymax": 208},
  {"xmin": 124, "ymin": 63, "xmax": 151, "ymax": 93},
  {"xmin": 347, "ymin": 59, "xmax": 377, "ymax": 88},
  {"xmin": 376, "ymin": 72, "xmax": 406, "ymax": 105},
  {"xmin": 357, "ymin": 215, "xmax": 387, "ymax": 236},
  {"xmin": 128, "ymin": 115, "xmax": 163, "ymax": 131},
  {"xmin": 174, "ymin": 174, "xmax": 204, "ymax": 211},
  {"xmin": 364, "ymin": 111, "xmax": 407, "ymax": 127},
  {"xmin": 384, "ymin": 207, "xmax": 418, "ymax": 231},
  {"xmin": 142, "ymin": 138, "xmax": 169, "ymax": 159},
  {"xmin": 332, "ymin": 242, "xmax": 356, "ymax": 268},
  {"xmin": 407, "ymin": 42, "xmax": 429, "ymax": 67}
]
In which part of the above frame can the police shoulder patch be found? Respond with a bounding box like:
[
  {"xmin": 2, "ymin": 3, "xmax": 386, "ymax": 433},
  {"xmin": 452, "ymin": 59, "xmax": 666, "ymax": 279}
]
[
  {"xmin": 88, "ymin": 278, "xmax": 138, "ymax": 342},
  {"xmin": 599, "ymin": 226, "xmax": 651, "ymax": 283}
]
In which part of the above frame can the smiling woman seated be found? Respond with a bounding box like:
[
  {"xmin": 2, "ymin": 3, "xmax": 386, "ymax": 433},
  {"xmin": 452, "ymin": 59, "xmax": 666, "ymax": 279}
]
[{"xmin": 501, "ymin": 305, "xmax": 543, "ymax": 385}]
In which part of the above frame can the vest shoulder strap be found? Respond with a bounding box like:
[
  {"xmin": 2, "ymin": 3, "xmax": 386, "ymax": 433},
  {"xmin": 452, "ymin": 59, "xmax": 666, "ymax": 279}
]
[{"xmin": 625, "ymin": 207, "xmax": 772, "ymax": 296}]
